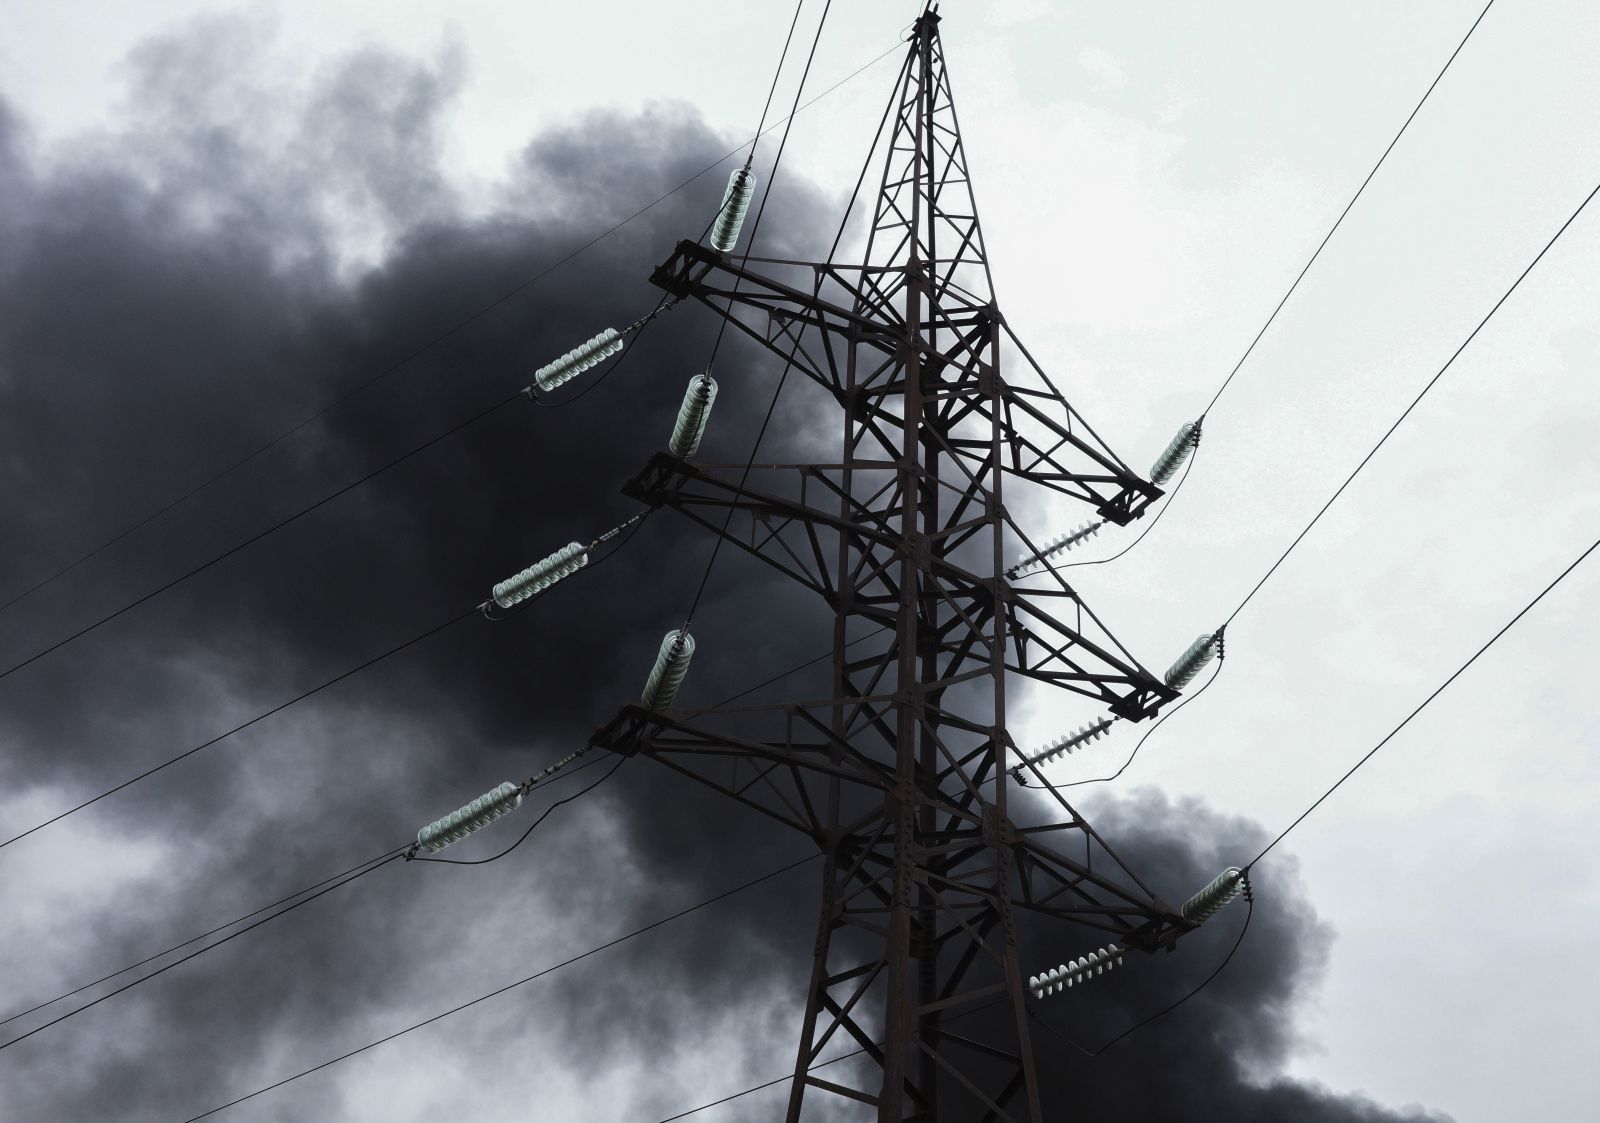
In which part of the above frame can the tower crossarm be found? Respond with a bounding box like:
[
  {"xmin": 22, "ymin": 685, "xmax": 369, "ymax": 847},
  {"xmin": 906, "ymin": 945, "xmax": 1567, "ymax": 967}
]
[
  {"xmin": 624, "ymin": 455, "xmax": 1174, "ymax": 720},
  {"xmin": 650, "ymin": 244, "xmax": 1162, "ymax": 524}
]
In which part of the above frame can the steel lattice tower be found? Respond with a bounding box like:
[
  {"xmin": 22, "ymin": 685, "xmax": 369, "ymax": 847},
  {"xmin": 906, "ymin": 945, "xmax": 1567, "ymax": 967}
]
[{"xmin": 597, "ymin": 9, "xmax": 1199, "ymax": 1119}]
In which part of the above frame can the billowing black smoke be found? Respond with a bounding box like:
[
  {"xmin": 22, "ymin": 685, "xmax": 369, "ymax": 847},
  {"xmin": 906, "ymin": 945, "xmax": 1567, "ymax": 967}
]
[{"xmin": 0, "ymin": 18, "xmax": 1446, "ymax": 1123}]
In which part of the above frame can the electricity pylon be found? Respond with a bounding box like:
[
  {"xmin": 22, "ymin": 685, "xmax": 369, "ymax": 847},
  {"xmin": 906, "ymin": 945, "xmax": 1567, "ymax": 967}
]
[{"xmin": 597, "ymin": 8, "xmax": 1197, "ymax": 1119}]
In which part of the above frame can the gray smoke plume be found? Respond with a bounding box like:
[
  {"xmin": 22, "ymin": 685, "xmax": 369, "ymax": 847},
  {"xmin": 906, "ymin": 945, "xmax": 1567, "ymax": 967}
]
[{"xmin": 0, "ymin": 17, "xmax": 1446, "ymax": 1123}]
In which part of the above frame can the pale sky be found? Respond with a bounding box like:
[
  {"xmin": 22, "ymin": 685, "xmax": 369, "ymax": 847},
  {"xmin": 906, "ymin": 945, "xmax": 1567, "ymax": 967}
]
[{"xmin": 2, "ymin": 1, "xmax": 1597, "ymax": 1120}]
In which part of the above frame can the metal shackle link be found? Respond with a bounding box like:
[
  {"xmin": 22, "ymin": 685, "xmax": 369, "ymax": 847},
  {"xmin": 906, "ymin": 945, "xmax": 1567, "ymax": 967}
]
[
  {"xmin": 416, "ymin": 781, "xmax": 523, "ymax": 853},
  {"xmin": 533, "ymin": 327, "xmax": 625, "ymax": 392},
  {"xmin": 491, "ymin": 541, "xmax": 589, "ymax": 609},
  {"xmin": 668, "ymin": 373, "xmax": 719, "ymax": 458},
  {"xmin": 1149, "ymin": 418, "xmax": 1202, "ymax": 485},
  {"xmin": 1029, "ymin": 943, "xmax": 1125, "ymax": 1000},
  {"xmin": 1008, "ymin": 520, "xmax": 1104, "ymax": 578},
  {"xmin": 709, "ymin": 167, "xmax": 757, "ymax": 253},
  {"xmin": 523, "ymin": 744, "xmax": 592, "ymax": 791},
  {"xmin": 1164, "ymin": 631, "xmax": 1220, "ymax": 690},
  {"xmin": 642, "ymin": 629, "xmax": 696, "ymax": 710},
  {"xmin": 1181, "ymin": 866, "xmax": 1246, "ymax": 924}
]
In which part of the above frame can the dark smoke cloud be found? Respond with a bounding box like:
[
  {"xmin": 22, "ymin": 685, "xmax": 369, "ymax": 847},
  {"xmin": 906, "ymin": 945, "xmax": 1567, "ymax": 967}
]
[{"xmin": 0, "ymin": 15, "xmax": 1445, "ymax": 1123}]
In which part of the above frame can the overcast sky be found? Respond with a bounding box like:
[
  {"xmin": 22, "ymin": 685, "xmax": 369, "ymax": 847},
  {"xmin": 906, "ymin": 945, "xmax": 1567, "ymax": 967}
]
[{"xmin": 1, "ymin": 1, "xmax": 1597, "ymax": 1120}]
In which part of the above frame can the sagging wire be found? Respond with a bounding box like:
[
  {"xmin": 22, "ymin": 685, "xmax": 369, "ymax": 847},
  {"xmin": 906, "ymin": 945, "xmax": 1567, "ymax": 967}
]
[
  {"xmin": 1026, "ymin": 871, "xmax": 1255, "ymax": 1058},
  {"xmin": 1013, "ymin": 629, "xmax": 1225, "ymax": 791},
  {"xmin": 407, "ymin": 755, "xmax": 626, "ymax": 867},
  {"xmin": 0, "ymin": 848, "xmax": 412, "ymax": 1054},
  {"xmin": 180, "ymin": 856, "xmax": 821, "ymax": 1121}
]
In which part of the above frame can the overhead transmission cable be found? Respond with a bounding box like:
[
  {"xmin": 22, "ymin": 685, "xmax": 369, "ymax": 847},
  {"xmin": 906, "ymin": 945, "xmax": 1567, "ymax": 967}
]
[
  {"xmin": 1022, "ymin": 532, "xmax": 1600, "ymax": 1033},
  {"xmin": 1202, "ymin": 0, "xmax": 1495, "ymax": 418},
  {"xmin": 0, "ymin": 848, "xmax": 412, "ymax": 1053},
  {"xmin": 0, "ymin": 845, "xmax": 401, "ymax": 1031},
  {"xmin": 1030, "ymin": 532, "xmax": 1600, "ymax": 1040},
  {"xmin": 1018, "ymin": 173, "xmax": 1600, "ymax": 788},
  {"xmin": 179, "ymin": 856, "xmax": 819, "ymax": 1121},
  {"xmin": 682, "ymin": 0, "xmax": 900, "ymax": 631},
  {"xmin": 0, "ymin": 744, "xmax": 616, "ymax": 1050},
  {"xmin": 0, "ymin": 35, "xmax": 906, "ymax": 620},
  {"xmin": 0, "ymin": 283, "xmax": 697, "ymax": 686},
  {"xmin": 0, "ymin": 510, "xmax": 645, "ymax": 852},
  {"xmin": 0, "ymin": 756, "xmax": 614, "ymax": 1031},
  {"xmin": 1221, "ymin": 175, "xmax": 1599, "ymax": 628},
  {"xmin": 0, "ymin": 619, "xmax": 895, "ymax": 1032},
  {"xmin": 1027, "ymin": 877, "xmax": 1256, "ymax": 1058},
  {"xmin": 1018, "ymin": 0, "xmax": 1496, "ymax": 574},
  {"xmin": 1248, "ymin": 533, "xmax": 1600, "ymax": 869}
]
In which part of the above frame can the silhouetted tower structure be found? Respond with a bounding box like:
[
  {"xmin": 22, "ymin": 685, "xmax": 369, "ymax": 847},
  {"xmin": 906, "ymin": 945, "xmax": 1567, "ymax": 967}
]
[{"xmin": 599, "ymin": 8, "xmax": 1198, "ymax": 1119}]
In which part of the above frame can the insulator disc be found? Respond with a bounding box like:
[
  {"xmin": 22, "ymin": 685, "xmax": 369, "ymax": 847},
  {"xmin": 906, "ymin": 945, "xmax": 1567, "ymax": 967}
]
[
  {"xmin": 492, "ymin": 542, "xmax": 589, "ymax": 609},
  {"xmin": 1150, "ymin": 419, "xmax": 1201, "ymax": 485},
  {"xmin": 1181, "ymin": 866, "xmax": 1245, "ymax": 923},
  {"xmin": 709, "ymin": 167, "xmax": 757, "ymax": 253},
  {"xmin": 642, "ymin": 629, "xmax": 696, "ymax": 710},
  {"xmin": 417, "ymin": 781, "xmax": 523, "ymax": 853},
  {"xmin": 534, "ymin": 327, "xmax": 624, "ymax": 392},
  {"xmin": 1164, "ymin": 632, "xmax": 1218, "ymax": 689},
  {"xmin": 669, "ymin": 373, "xmax": 718, "ymax": 458}
]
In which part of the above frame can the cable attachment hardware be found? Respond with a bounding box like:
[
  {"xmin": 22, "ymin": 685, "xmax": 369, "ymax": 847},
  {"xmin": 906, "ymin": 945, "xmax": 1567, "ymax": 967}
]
[
  {"xmin": 623, "ymin": 299, "xmax": 677, "ymax": 337},
  {"xmin": 520, "ymin": 744, "xmax": 594, "ymax": 793},
  {"xmin": 1149, "ymin": 417, "xmax": 1203, "ymax": 486},
  {"xmin": 1180, "ymin": 866, "xmax": 1246, "ymax": 924},
  {"xmin": 1029, "ymin": 943, "xmax": 1125, "ymax": 1000},
  {"xmin": 1007, "ymin": 520, "xmax": 1104, "ymax": 579},
  {"xmin": 709, "ymin": 167, "xmax": 758, "ymax": 253},
  {"xmin": 489, "ymin": 541, "xmax": 589, "ymax": 611},
  {"xmin": 592, "ymin": 512, "xmax": 645, "ymax": 548},
  {"xmin": 668, "ymin": 373, "xmax": 719, "ymax": 458},
  {"xmin": 1164, "ymin": 629, "xmax": 1223, "ymax": 690},
  {"xmin": 642, "ymin": 629, "xmax": 696, "ymax": 710},
  {"xmin": 532, "ymin": 328, "xmax": 627, "ymax": 393},
  {"xmin": 1011, "ymin": 716, "xmax": 1115, "ymax": 780},
  {"xmin": 416, "ymin": 782, "xmax": 523, "ymax": 854}
]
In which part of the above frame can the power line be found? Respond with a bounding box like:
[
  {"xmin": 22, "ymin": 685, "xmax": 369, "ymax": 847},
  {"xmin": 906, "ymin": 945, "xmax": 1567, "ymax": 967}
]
[
  {"xmin": 0, "ymin": 844, "xmax": 401, "ymax": 1030},
  {"xmin": 1249, "ymin": 533, "xmax": 1600, "ymax": 869},
  {"xmin": 1022, "ymin": 654, "xmax": 1226, "ymax": 792},
  {"xmin": 1201, "ymin": 0, "xmax": 1497, "ymax": 417},
  {"xmin": 0, "ymin": 848, "xmax": 411, "ymax": 1053},
  {"xmin": 1, "ymin": 499, "xmax": 652, "ymax": 852},
  {"xmin": 0, "ymin": 607, "xmax": 477, "ymax": 852},
  {"xmin": 1024, "ymin": 175, "xmax": 1598, "ymax": 790},
  {"xmin": 0, "ymin": 36, "xmax": 907, "ymax": 620},
  {"xmin": 748, "ymin": 0, "xmax": 808, "ymax": 157},
  {"xmin": 180, "ymin": 856, "xmax": 818, "ymax": 1121},
  {"xmin": 1223, "ymin": 175, "xmax": 1600, "ymax": 628},
  {"xmin": 682, "ymin": 0, "xmax": 903, "ymax": 630},
  {"xmin": 0, "ymin": 37, "xmax": 920, "ymax": 697},
  {"xmin": 0, "ymin": 392, "xmax": 522, "ymax": 685},
  {"xmin": 0, "ymin": 741, "xmax": 616, "ymax": 1031},
  {"xmin": 0, "ymin": 752, "xmax": 623, "ymax": 1048},
  {"xmin": 1055, "ymin": 440, "xmax": 1202, "ymax": 572},
  {"xmin": 1038, "ymin": 0, "xmax": 1494, "ymax": 568},
  {"xmin": 0, "ymin": 626, "xmax": 888, "ymax": 1032},
  {"xmin": 408, "ymin": 756, "xmax": 626, "ymax": 866},
  {"xmin": 681, "ymin": 0, "xmax": 840, "ymax": 628},
  {"xmin": 1027, "ymin": 877, "xmax": 1256, "ymax": 1058}
]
